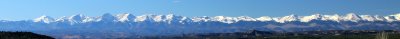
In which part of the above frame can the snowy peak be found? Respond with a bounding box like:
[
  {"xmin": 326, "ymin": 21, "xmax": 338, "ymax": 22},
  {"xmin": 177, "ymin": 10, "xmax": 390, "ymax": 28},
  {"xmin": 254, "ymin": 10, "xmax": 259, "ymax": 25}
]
[
  {"xmin": 134, "ymin": 15, "xmax": 147, "ymax": 22},
  {"xmin": 256, "ymin": 16, "xmax": 273, "ymax": 21},
  {"xmin": 191, "ymin": 16, "xmax": 211, "ymax": 22},
  {"xmin": 34, "ymin": 15, "xmax": 55, "ymax": 23},
  {"xmin": 148, "ymin": 15, "xmax": 164, "ymax": 22},
  {"xmin": 55, "ymin": 14, "xmax": 94, "ymax": 24},
  {"xmin": 359, "ymin": 15, "xmax": 376, "ymax": 21},
  {"xmin": 165, "ymin": 14, "xmax": 187, "ymax": 23},
  {"xmin": 392, "ymin": 13, "xmax": 400, "ymax": 20},
  {"xmin": 55, "ymin": 16, "xmax": 68, "ymax": 22},
  {"xmin": 384, "ymin": 13, "xmax": 400, "ymax": 22},
  {"xmin": 300, "ymin": 14, "xmax": 322, "ymax": 22},
  {"xmin": 373, "ymin": 15, "xmax": 386, "ymax": 21},
  {"xmin": 212, "ymin": 16, "xmax": 236, "ymax": 23},
  {"xmin": 116, "ymin": 13, "xmax": 135, "ymax": 22},
  {"xmin": 276, "ymin": 14, "xmax": 299, "ymax": 23},
  {"xmin": 237, "ymin": 16, "xmax": 256, "ymax": 21},
  {"xmin": 165, "ymin": 14, "xmax": 185, "ymax": 21},
  {"xmin": 165, "ymin": 14, "xmax": 176, "ymax": 21},
  {"xmin": 384, "ymin": 16, "xmax": 397, "ymax": 22},
  {"xmin": 134, "ymin": 14, "xmax": 164, "ymax": 22},
  {"xmin": 343, "ymin": 13, "xmax": 361, "ymax": 22},
  {"xmin": 321, "ymin": 14, "xmax": 340, "ymax": 22},
  {"xmin": 24, "ymin": 13, "xmax": 400, "ymax": 24}
]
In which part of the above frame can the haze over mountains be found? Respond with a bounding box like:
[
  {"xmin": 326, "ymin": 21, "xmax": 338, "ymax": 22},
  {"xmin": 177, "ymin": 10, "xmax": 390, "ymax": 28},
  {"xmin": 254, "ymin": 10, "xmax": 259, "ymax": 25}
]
[{"xmin": 0, "ymin": 13, "xmax": 400, "ymax": 39}]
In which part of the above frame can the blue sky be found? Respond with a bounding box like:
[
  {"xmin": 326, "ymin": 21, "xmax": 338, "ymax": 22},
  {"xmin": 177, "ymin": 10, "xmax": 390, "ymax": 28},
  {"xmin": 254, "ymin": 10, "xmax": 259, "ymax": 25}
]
[{"xmin": 0, "ymin": 0, "xmax": 399, "ymax": 20}]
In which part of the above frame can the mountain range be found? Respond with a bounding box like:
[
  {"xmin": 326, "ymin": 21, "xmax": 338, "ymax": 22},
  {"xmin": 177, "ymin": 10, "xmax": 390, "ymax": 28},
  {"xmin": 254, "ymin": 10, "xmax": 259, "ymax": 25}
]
[
  {"xmin": 0, "ymin": 13, "xmax": 400, "ymax": 39},
  {"xmin": 24, "ymin": 13, "xmax": 400, "ymax": 24}
]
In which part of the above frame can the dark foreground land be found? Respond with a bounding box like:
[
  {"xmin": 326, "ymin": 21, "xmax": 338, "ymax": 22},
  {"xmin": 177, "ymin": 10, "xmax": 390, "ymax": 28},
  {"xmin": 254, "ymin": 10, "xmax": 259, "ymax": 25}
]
[
  {"xmin": 1, "ymin": 30, "xmax": 399, "ymax": 39},
  {"xmin": 142, "ymin": 30, "xmax": 400, "ymax": 39},
  {"xmin": 0, "ymin": 31, "xmax": 54, "ymax": 39}
]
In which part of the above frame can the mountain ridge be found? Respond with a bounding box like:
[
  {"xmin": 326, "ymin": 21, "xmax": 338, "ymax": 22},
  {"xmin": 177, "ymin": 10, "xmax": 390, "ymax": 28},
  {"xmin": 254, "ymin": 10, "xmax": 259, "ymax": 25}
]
[
  {"xmin": 21, "ymin": 13, "xmax": 400, "ymax": 24},
  {"xmin": 1, "ymin": 13, "xmax": 400, "ymax": 39}
]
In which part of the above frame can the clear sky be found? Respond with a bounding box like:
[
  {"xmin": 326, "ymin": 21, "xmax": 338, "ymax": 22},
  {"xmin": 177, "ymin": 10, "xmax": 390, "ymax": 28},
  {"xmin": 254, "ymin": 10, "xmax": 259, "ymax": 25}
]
[{"xmin": 0, "ymin": 0, "xmax": 399, "ymax": 20}]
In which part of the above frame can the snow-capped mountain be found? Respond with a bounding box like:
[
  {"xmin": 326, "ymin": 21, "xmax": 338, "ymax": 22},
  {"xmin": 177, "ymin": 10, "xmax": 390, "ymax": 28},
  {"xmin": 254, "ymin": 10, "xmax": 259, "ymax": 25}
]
[
  {"xmin": 343, "ymin": 13, "xmax": 362, "ymax": 22},
  {"xmin": 116, "ymin": 13, "xmax": 135, "ymax": 22},
  {"xmin": 2, "ymin": 13, "xmax": 400, "ymax": 39},
  {"xmin": 300, "ymin": 14, "xmax": 322, "ymax": 22},
  {"xmin": 256, "ymin": 16, "xmax": 273, "ymax": 21},
  {"xmin": 391, "ymin": 13, "xmax": 400, "ymax": 20},
  {"xmin": 164, "ymin": 14, "xmax": 188, "ymax": 24},
  {"xmin": 374, "ymin": 15, "xmax": 386, "ymax": 21},
  {"xmin": 359, "ymin": 15, "xmax": 376, "ymax": 21},
  {"xmin": 191, "ymin": 16, "xmax": 211, "ymax": 22},
  {"xmin": 134, "ymin": 15, "xmax": 148, "ymax": 22},
  {"xmin": 212, "ymin": 16, "xmax": 237, "ymax": 23},
  {"xmin": 384, "ymin": 15, "xmax": 398, "ymax": 22},
  {"xmin": 237, "ymin": 16, "xmax": 257, "ymax": 21},
  {"xmin": 28, "ymin": 13, "xmax": 400, "ymax": 24},
  {"xmin": 275, "ymin": 14, "xmax": 299, "ymax": 23},
  {"xmin": 321, "ymin": 14, "xmax": 340, "ymax": 22},
  {"xmin": 33, "ymin": 15, "xmax": 55, "ymax": 23}
]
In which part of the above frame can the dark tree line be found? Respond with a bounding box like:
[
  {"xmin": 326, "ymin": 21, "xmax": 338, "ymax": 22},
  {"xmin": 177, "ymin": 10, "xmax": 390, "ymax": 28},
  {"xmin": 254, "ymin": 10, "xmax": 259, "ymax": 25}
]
[{"xmin": 0, "ymin": 31, "xmax": 54, "ymax": 39}]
